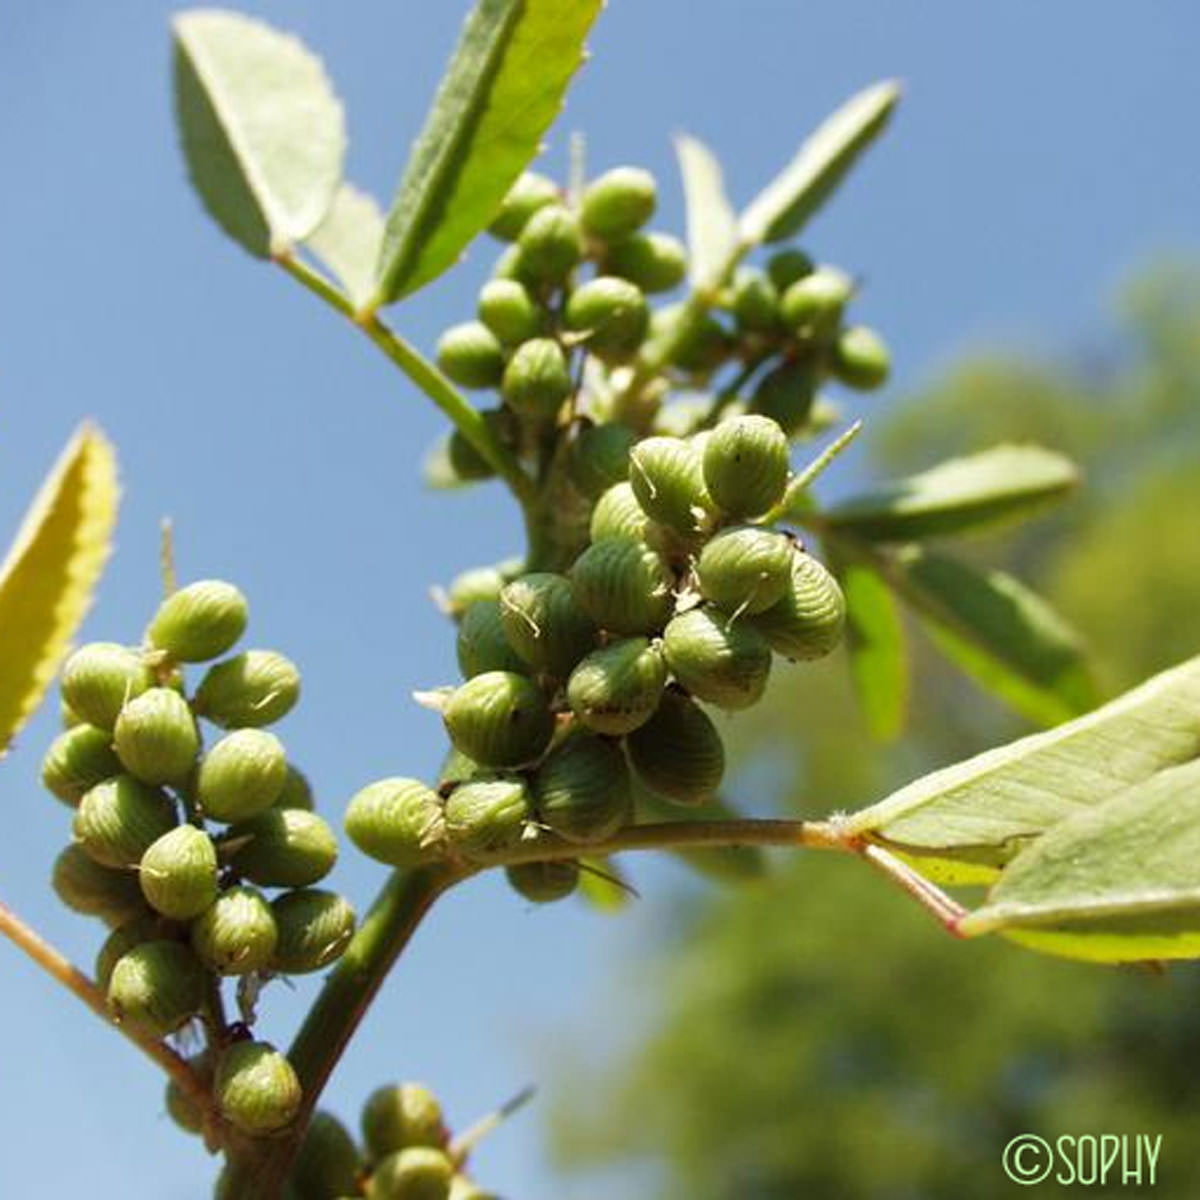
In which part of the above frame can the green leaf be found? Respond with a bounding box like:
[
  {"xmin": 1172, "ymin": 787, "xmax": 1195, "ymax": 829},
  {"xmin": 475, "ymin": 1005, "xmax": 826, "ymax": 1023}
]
[
  {"xmin": 888, "ymin": 547, "xmax": 1097, "ymax": 727},
  {"xmin": 739, "ymin": 80, "xmax": 900, "ymax": 246},
  {"xmin": 0, "ymin": 425, "xmax": 119, "ymax": 754},
  {"xmin": 173, "ymin": 9, "xmax": 345, "ymax": 258},
  {"xmin": 846, "ymin": 653, "xmax": 1200, "ymax": 881},
  {"xmin": 675, "ymin": 134, "xmax": 737, "ymax": 288},
  {"xmin": 960, "ymin": 758, "xmax": 1200, "ymax": 962},
  {"xmin": 822, "ymin": 445, "xmax": 1079, "ymax": 542},
  {"xmin": 305, "ymin": 184, "xmax": 385, "ymax": 310},
  {"xmin": 373, "ymin": 0, "xmax": 603, "ymax": 306},
  {"xmin": 577, "ymin": 856, "xmax": 632, "ymax": 912}
]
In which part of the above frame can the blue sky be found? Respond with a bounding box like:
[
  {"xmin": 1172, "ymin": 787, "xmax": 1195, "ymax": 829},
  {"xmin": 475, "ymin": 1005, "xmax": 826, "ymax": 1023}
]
[{"xmin": 1, "ymin": 3, "xmax": 1198, "ymax": 1197}]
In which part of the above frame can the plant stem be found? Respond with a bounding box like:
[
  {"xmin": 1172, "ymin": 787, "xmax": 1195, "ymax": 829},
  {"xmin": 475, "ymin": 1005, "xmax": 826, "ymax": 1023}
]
[{"xmin": 857, "ymin": 843, "xmax": 969, "ymax": 933}]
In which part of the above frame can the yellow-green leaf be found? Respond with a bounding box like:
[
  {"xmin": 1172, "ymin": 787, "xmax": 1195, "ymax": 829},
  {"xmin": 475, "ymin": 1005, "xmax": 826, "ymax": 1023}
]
[
  {"xmin": 577, "ymin": 856, "xmax": 632, "ymax": 912},
  {"xmin": 0, "ymin": 425, "xmax": 119, "ymax": 753},
  {"xmin": 675, "ymin": 134, "xmax": 737, "ymax": 289}
]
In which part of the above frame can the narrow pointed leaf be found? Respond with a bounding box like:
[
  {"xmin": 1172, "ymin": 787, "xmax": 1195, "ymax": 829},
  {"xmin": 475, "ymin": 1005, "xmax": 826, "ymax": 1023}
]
[
  {"xmin": 173, "ymin": 9, "xmax": 345, "ymax": 257},
  {"xmin": 823, "ymin": 445, "xmax": 1079, "ymax": 542},
  {"xmin": 577, "ymin": 856, "xmax": 632, "ymax": 912},
  {"xmin": 739, "ymin": 80, "xmax": 900, "ymax": 245},
  {"xmin": 373, "ymin": 0, "xmax": 603, "ymax": 305},
  {"xmin": 846, "ymin": 654, "xmax": 1200, "ymax": 879},
  {"xmin": 305, "ymin": 184, "xmax": 385, "ymax": 309},
  {"xmin": 960, "ymin": 758, "xmax": 1200, "ymax": 962},
  {"xmin": 675, "ymin": 134, "xmax": 737, "ymax": 288},
  {"xmin": 0, "ymin": 425, "xmax": 119, "ymax": 754}
]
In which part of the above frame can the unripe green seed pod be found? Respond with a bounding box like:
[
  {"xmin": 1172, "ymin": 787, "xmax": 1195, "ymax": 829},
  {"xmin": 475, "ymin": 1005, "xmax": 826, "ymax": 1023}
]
[
  {"xmin": 701, "ymin": 415, "xmax": 790, "ymax": 520},
  {"xmin": 695, "ymin": 527, "xmax": 793, "ymax": 615},
  {"xmin": 498, "ymin": 572, "xmax": 596, "ymax": 677},
  {"xmin": 830, "ymin": 324, "xmax": 891, "ymax": 390},
  {"xmin": 165, "ymin": 1074, "xmax": 207, "ymax": 1137},
  {"xmin": 443, "ymin": 671, "xmax": 554, "ymax": 769},
  {"xmin": 191, "ymin": 884, "xmax": 278, "ymax": 975},
  {"xmin": 437, "ymin": 746, "xmax": 481, "ymax": 789},
  {"xmin": 61, "ymin": 698, "xmax": 85, "ymax": 729},
  {"xmin": 604, "ymin": 232, "xmax": 686, "ymax": 293},
  {"xmin": 477, "ymin": 278, "xmax": 544, "ymax": 345},
  {"xmin": 96, "ymin": 914, "xmax": 164, "ymax": 990},
  {"xmin": 275, "ymin": 764, "xmax": 315, "ymax": 811},
  {"xmin": 456, "ymin": 600, "xmax": 524, "ymax": 679},
  {"xmin": 362, "ymin": 1083, "xmax": 446, "ymax": 1158},
  {"xmin": 107, "ymin": 939, "xmax": 205, "ymax": 1036},
  {"xmin": 766, "ymin": 247, "xmax": 814, "ymax": 292},
  {"xmin": 534, "ymin": 733, "xmax": 631, "ymax": 844},
  {"xmin": 780, "ymin": 266, "xmax": 853, "ymax": 338},
  {"xmin": 344, "ymin": 778, "xmax": 446, "ymax": 868},
  {"xmin": 567, "ymin": 637, "xmax": 667, "ymax": 735},
  {"xmin": 434, "ymin": 322, "xmax": 505, "ymax": 390},
  {"xmin": 216, "ymin": 1041, "xmax": 302, "ymax": 1136},
  {"xmin": 270, "ymin": 889, "xmax": 356, "ymax": 975},
  {"xmin": 52, "ymin": 843, "xmax": 147, "ymax": 925},
  {"xmin": 581, "ymin": 166, "xmax": 657, "ymax": 241},
  {"xmin": 196, "ymin": 729, "xmax": 289, "ymax": 823},
  {"xmin": 138, "ymin": 824, "xmax": 219, "ymax": 920},
  {"xmin": 488, "ymin": 171, "xmax": 559, "ymax": 241},
  {"xmin": 113, "ymin": 687, "xmax": 199, "ymax": 785},
  {"xmin": 444, "ymin": 777, "xmax": 532, "ymax": 857},
  {"xmin": 193, "ymin": 650, "xmax": 301, "ymax": 729},
  {"xmin": 227, "ymin": 808, "xmax": 339, "ymax": 888},
  {"xmin": 41, "ymin": 724, "xmax": 121, "ymax": 807},
  {"xmin": 294, "ymin": 1110, "xmax": 364, "ymax": 1200},
  {"xmin": 567, "ymin": 424, "xmax": 636, "ymax": 500},
  {"xmin": 750, "ymin": 359, "xmax": 819, "ymax": 435},
  {"xmin": 569, "ymin": 538, "xmax": 675, "ymax": 635},
  {"xmin": 564, "ymin": 276, "xmax": 649, "ymax": 362},
  {"xmin": 506, "ymin": 860, "xmax": 579, "ymax": 904},
  {"xmin": 589, "ymin": 482, "xmax": 649, "ymax": 543},
  {"xmin": 60, "ymin": 642, "xmax": 153, "ymax": 731},
  {"xmin": 501, "ymin": 337, "xmax": 572, "ymax": 419},
  {"xmin": 650, "ymin": 306, "xmax": 732, "ymax": 375},
  {"xmin": 626, "ymin": 691, "xmax": 725, "ymax": 804},
  {"xmin": 147, "ymin": 580, "xmax": 248, "ymax": 663},
  {"xmin": 369, "ymin": 1147, "xmax": 454, "ymax": 1200},
  {"xmin": 446, "ymin": 429, "xmax": 496, "ymax": 483},
  {"xmin": 749, "ymin": 551, "xmax": 846, "ymax": 660},
  {"xmin": 74, "ymin": 775, "xmax": 177, "ymax": 868},
  {"xmin": 662, "ymin": 607, "xmax": 773, "ymax": 710},
  {"xmin": 731, "ymin": 266, "xmax": 782, "ymax": 334},
  {"xmin": 446, "ymin": 564, "xmax": 512, "ymax": 616},
  {"xmin": 516, "ymin": 204, "xmax": 583, "ymax": 283},
  {"xmin": 628, "ymin": 436, "xmax": 714, "ymax": 536}
]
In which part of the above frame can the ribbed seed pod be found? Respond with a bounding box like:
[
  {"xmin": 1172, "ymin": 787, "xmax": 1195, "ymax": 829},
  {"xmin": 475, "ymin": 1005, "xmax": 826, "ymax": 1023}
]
[
  {"xmin": 434, "ymin": 322, "xmax": 505, "ymax": 390},
  {"xmin": 456, "ymin": 600, "xmax": 524, "ymax": 679},
  {"xmin": 780, "ymin": 266, "xmax": 853, "ymax": 338},
  {"xmin": 139, "ymin": 825, "xmax": 219, "ymax": 920},
  {"xmin": 498, "ymin": 573, "xmax": 596, "ymax": 678},
  {"xmin": 165, "ymin": 1056, "xmax": 211, "ymax": 1137},
  {"xmin": 226, "ymin": 809, "xmax": 339, "ymax": 888},
  {"xmin": 95, "ymin": 914, "xmax": 164, "ymax": 990},
  {"xmin": 696, "ymin": 527, "xmax": 793, "ymax": 615},
  {"xmin": 501, "ymin": 337, "xmax": 572, "ymax": 420},
  {"xmin": 567, "ymin": 638, "xmax": 667, "ymax": 735},
  {"xmin": 749, "ymin": 551, "xmax": 846, "ymax": 660},
  {"xmin": 589, "ymin": 482, "xmax": 649, "ymax": 543},
  {"xmin": 74, "ymin": 775, "xmax": 177, "ymax": 868},
  {"xmin": 506, "ymin": 860, "xmax": 579, "ymax": 904},
  {"xmin": 580, "ymin": 166, "xmax": 657, "ymax": 241},
  {"xmin": 443, "ymin": 672, "xmax": 554, "ymax": 769},
  {"xmin": 488, "ymin": 171, "xmax": 559, "ymax": 240},
  {"xmin": 275, "ymin": 764, "xmax": 315, "ymax": 811},
  {"xmin": 446, "ymin": 563, "xmax": 511, "ymax": 616},
  {"xmin": 344, "ymin": 778, "xmax": 446, "ymax": 868},
  {"xmin": 216, "ymin": 1041, "xmax": 302, "ymax": 1136},
  {"xmin": 516, "ymin": 204, "xmax": 583, "ymax": 284},
  {"xmin": 766, "ymin": 247, "xmax": 814, "ymax": 291},
  {"xmin": 628, "ymin": 436, "xmax": 713, "ymax": 536},
  {"xmin": 568, "ymin": 539, "xmax": 675, "ymax": 635},
  {"xmin": 604, "ymin": 232, "xmax": 686, "ymax": 293},
  {"xmin": 701, "ymin": 415, "xmax": 790, "ymax": 520},
  {"xmin": 196, "ymin": 728, "xmax": 289, "ymax": 822},
  {"xmin": 52, "ymin": 843, "xmax": 147, "ymax": 926},
  {"xmin": 40, "ymin": 724, "xmax": 122, "ymax": 806},
  {"xmin": 147, "ymin": 580, "xmax": 248, "ymax": 662},
  {"xmin": 476, "ymin": 279, "xmax": 543, "ymax": 345},
  {"xmin": 750, "ymin": 359, "xmax": 820, "ymax": 436},
  {"xmin": 662, "ymin": 608, "xmax": 773, "ymax": 710},
  {"xmin": 61, "ymin": 698, "xmax": 84, "ymax": 729},
  {"xmin": 564, "ymin": 276, "xmax": 649, "ymax": 362},
  {"xmin": 830, "ymin": 325, "xmax": 891, "ymax": 390},
  {"xmin": 113, "ymin": 687, "xmax": 199, "ymax": 785},
  {"xmin": 193, "ymin": 650, "xmax": 301, "ymax": 729},
  {"xmin": 446, "ymin": 428, "xmax": 496, "ymax": 483},
  {"xmin": 444, "ymin": 777, "xmax": 532, "ymax": 857},
  {"xmin": 270, "ymin": 889, "xmax": 356, "ymax": 975},
  {"xmin": 567, "ymin": 424, "xmax": 636, "ymax": 500},
  {"xmin": 626, "ymin": 692, "xmax": 725, "ymax": 804},
  {"xmin": 437, "ymin": 746, "xmax": 481, "ymax": 789},
  {"xmin": 191, "ymin": 885, "xmax": 278, "ymax": 975},
  {"xmin": 106, "ymin": 940, "xmax": 205, "ymax": 1036},
  {"xmin": 294, "ymin": 1110, "xmax": 364, "ymax": 1200},
  {"xmin": 60, "ymin": 642, "xmax": 153, "ymax": 731},
  {"xmin": 533, "ymin": 734, "xmax": 631, "ymax": 844},
  {"xmin": 369, "ymin": 1147, "xmax": 454, "ymax": 1200},
  {"xmin": 731, "ymin": 266, "xmax": 781, "ymax": 334},
  {"xmin": 362, "ymin": 1083, "xmax": 446, "ymax": 1158}
]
